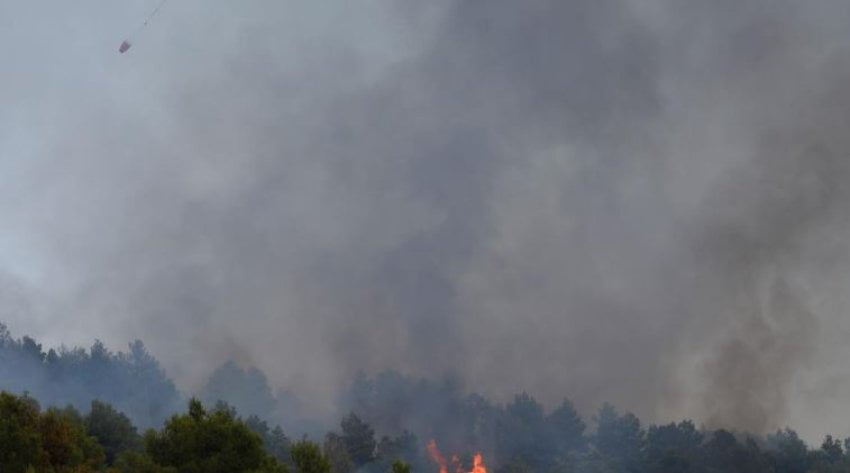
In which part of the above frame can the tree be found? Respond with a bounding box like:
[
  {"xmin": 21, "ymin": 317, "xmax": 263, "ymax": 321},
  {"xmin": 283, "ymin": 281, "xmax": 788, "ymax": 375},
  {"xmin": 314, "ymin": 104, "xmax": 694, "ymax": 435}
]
[
  {"xmin": 496, "ymin": 393, "xmax": 550, "ymax": 471},
  {"xmin": 113, "ymin": 451, "xmax": 178, "ymax": 473},
  {"xmin": 392, "ymin": 460, "xmax": 412, "ymax": 473},
  {"xmin": 0, "ymin": 391, "xmax": 45, "ymax": 472},
  {"xmin": 0, "ymin": 326, "xmax": 181, "ymax": 430},
  {"xmin": 144, "ymin": 398, "xmax": 286, "ymax": 473},
  {"xmin": 821, "ymin": 435, "xmax": 844, "ymax": 463},
  {"xmin": 292, "ymin": 439, "xmax": 332, "ymax": 473},
  {"xmin": 85, "ymin": 400, "xmax": 142, "ymax": 465},
  {"xmin": 643, "ymin": 421, "xmax": 702, "ymax": 473},
  {"xmin": 703, "ymin": 430, "xmax": 771, "ymax": 473},
  {"xmin": 39, "ymin": 406, "xmax": 105, "ymax": 471},
  {"xmin": 766, "ymin": 428, "xmax": 810, "ymax": 473},
  {"xmin": 340, "ymin": 412, "xmax": 377, "ymax": 467},
  {"xmin": 546, "ymin": 399, "xmax": 587, "ymax": 455},
  {"xmin": 325, "ymin": 432, "xmax": 354, "ymax": 473},
  {"xmin": 592, "ymin": 404, "xmax": 644, "ymax": 473},
  {"xmin": 269, "ymin": 426, "xmax": 293, "ymax": 464},
  {"xmin": 805, "ymin": 435, "xmax": 850, "ymax": 473},
  {"xmin": 0, "ymin": 391, "xmax": 105, "ymax": 472},
  {"xmin": 246, "ymin": 414, "xmax": 292, "ymax": 464}
]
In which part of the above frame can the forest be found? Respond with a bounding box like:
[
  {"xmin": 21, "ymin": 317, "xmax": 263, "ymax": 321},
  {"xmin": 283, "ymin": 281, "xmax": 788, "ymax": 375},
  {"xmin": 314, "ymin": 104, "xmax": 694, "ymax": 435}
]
[{"xmin": 2, "ymin": 325, "xmax": 849, "ymax": 473}]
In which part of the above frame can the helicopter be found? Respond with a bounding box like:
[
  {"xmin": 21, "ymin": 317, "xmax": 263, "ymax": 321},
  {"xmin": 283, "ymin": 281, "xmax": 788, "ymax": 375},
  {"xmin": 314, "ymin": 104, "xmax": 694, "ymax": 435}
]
[{"xmin": 119, "ymin": 0, "xmax": 168, "ymax": 53}]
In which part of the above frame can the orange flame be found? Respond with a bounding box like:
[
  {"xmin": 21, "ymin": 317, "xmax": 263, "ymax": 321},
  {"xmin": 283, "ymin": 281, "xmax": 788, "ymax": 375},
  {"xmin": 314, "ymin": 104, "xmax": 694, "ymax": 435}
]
[
  {"xmin": 451, "ymin": 455, "xmax": 463, "ymax": 473},
  {"xmin": 471, "ymin": 454, "xmax": 487, "ymax": 473},
  {"xmin": 427, "ymin": 440, "xmax": 448, "ymax": 473},
  {"xmin": 427, "ymin": 440, "xmax": 487, "ymax": 473}
]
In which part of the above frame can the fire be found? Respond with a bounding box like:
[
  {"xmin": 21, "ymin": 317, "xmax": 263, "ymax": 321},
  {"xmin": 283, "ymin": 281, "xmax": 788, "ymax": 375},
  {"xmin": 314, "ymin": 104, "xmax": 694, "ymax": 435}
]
[
  {"xmin": 427, "ymin": 440, "xmax": 487, "ymax": 473},
  {"xmin": 471, "ymin": 454, "xmax": 486, "ymax": 473},
  {"xmin": 427, "ymin": 440, "xmax": 448, "ymax": 473},
  {"xmin": 451, "ymin": 455, "xmax": 463, "ymax": 473}
]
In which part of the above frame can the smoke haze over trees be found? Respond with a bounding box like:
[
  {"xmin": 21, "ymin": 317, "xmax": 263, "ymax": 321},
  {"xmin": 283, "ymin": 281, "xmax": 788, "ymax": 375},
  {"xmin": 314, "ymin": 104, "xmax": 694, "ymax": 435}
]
[
  {"xmin": 3, "ymin": 348, "xmax": 850, "ymax": 472},
  {"xmin": 0, "ymin": 324, "xmax": 180, "ymax": 428},
  {"xmin": 5, "ymin": 0, "xmax": 850, "ymax": 446}
]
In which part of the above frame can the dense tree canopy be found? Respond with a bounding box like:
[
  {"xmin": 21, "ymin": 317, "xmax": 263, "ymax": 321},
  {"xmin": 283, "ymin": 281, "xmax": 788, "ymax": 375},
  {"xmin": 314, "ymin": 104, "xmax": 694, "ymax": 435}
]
[
  {"xmin": 85, "ymin": 400, "xmax": 142, "ymax": 465},
  {"xmin": 340, "ymin": 412, "xmax": 377, "ymax": 467},
  {"xmin": 2, "ymin": 329, "xmax": 850, "ymax": 473},
  {"xmin": 0, "ymin": 391, "xmax": 104, "ymax": 472},
  {"xmin": 0, "ymin": 324, "xmax": 180, "ymax": 429},
  {"xmin": 144, "ymin": 398, "xmax": 286, "ymax": 473},
  {"xmin": 2, "ymin": 381, "xmax": 850, "ymax": 473},
  {"xmin": 293, "ymin": 439, "xmax": 333, "ymax": 473}
]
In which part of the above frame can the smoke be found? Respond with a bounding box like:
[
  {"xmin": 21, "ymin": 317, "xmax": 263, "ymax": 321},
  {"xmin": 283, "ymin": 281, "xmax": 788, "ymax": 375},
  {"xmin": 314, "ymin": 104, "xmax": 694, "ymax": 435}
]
[
  {"xmin": 661, "ymin": 2, "xmax": 850, "ymax": 433},
  {"xmin": 686, "ymin": 109, "xmax": 850, "ymax": 431},
  {"xmin": 4, "ymin": 0, "xmax": 850, "ymax": 440}
]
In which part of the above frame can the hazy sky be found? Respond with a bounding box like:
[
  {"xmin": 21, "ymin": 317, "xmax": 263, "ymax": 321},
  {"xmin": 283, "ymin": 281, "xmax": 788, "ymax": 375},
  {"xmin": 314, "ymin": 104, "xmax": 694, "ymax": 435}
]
[{"xmin": 4, "ymin": 0, "xmax": 850, "ymax": 442}]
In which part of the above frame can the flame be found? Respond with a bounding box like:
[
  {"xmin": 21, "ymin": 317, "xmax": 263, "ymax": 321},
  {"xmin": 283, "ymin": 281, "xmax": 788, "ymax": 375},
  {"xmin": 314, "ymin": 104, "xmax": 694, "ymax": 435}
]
[
  {"xmin": 451, "ymin": 455, "xmax": 463, "ymax": 473},
  {"xmin": 427, "ymin": 440, "xmax": 487, "ymax": 473},
  {"xmin": 427, "ymin": 440, "xmax": 448, "ymax": 473},
  {"xmin": 471, "ymin": 454, "xmax": 487, "ymax": 473}
]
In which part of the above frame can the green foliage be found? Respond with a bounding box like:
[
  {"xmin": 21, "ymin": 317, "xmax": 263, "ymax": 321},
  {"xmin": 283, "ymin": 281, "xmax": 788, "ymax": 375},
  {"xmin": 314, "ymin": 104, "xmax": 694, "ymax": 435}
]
[
  {"xmin": 324, "ymin": 432, "xmax": 354, "ymax": 473},
  {"xmin": 391, "ymin": 459, "xmax": 412, "ymax": 473},
  {"xmin": 8, "ymin": 362, "xmax": 850, "ymax": 473},
  {"xmin": 112, "ymin": 450, "xmax": 178, "ymax": 472},
  {"xmin": 340, "ymin": 412, "xmax": 377, "ymax": 467},
  {"xmin": 39, "ymin": 406, "xmax": 106, "ymax": 471},
  {"xmin": 0, "ymin": 391, "xmax": 105, "ymax": 472},
  {"xmin": 85, "ymin": 400, "xmax": 142, "ymax": 464},
  {"xmin": 144, "ymin": 398, "xmax": 286, "ymax": 473},
  {"xmin": 0, "ymin": 392, "xmax": 44, "ymax": 472},
  {"xmin": 292, "ymin": 439, "xmax": 333, "ymax": 473},
  {"xmin": 247, "ymin": 414, "xmax": 292, "ymax": 464}
]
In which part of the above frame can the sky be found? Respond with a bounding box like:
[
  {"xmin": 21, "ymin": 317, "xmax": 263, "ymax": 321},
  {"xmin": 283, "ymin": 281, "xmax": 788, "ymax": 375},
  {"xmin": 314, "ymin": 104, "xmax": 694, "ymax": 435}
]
[{"xmin": 3, "ymin": 0, "xmax": 850, "ymax": 442}]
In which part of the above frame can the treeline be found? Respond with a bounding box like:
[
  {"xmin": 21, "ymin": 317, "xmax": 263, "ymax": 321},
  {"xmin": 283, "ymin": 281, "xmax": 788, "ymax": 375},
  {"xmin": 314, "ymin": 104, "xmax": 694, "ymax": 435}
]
[
  {"xmin": 0, "ymin": 389, "xmax": 415, "ymax": 473},
  {"xmin": 4, "ymin": 389, "xmax": 850, "ymax": 473},
  {"xmin": 4, "ymin": 326, "xmax": 850, "ymax": 472},
  {"xmin": 0, "ymin": 324, "xmax": 181, "ymax": 428},
  {"xmin": 340, "ymin": 372, "xmax": 850, "ymax": 473},
  {"xmin": 0, "ymin": 324, "xmax": 307, "ymax": 433},
  {"xmin": 0, "ymin": 391, "xmax": 294, "ymax": 472}
]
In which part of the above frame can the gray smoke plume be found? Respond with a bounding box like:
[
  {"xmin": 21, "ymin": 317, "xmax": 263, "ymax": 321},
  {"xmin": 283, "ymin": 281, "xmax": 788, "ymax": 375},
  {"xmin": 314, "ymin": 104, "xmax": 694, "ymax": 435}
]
[{"xmin": 3, "ymin": 0, "xmax": 850, "ymax": 440}]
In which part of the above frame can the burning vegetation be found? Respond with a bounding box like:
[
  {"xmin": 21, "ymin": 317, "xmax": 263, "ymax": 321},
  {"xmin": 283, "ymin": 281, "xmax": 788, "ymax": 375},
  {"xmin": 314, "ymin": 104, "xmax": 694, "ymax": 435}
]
[
  {"xmin": 427, "ymin": 440, "xmax": 487, "ymax": 473},
  {"xmin": 0, "ymin": 326, "xmax": 849, "ymax": 472},
  {"xmin": 5, "ymin": 0, "xmax": 850, "ymax": 471}
]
